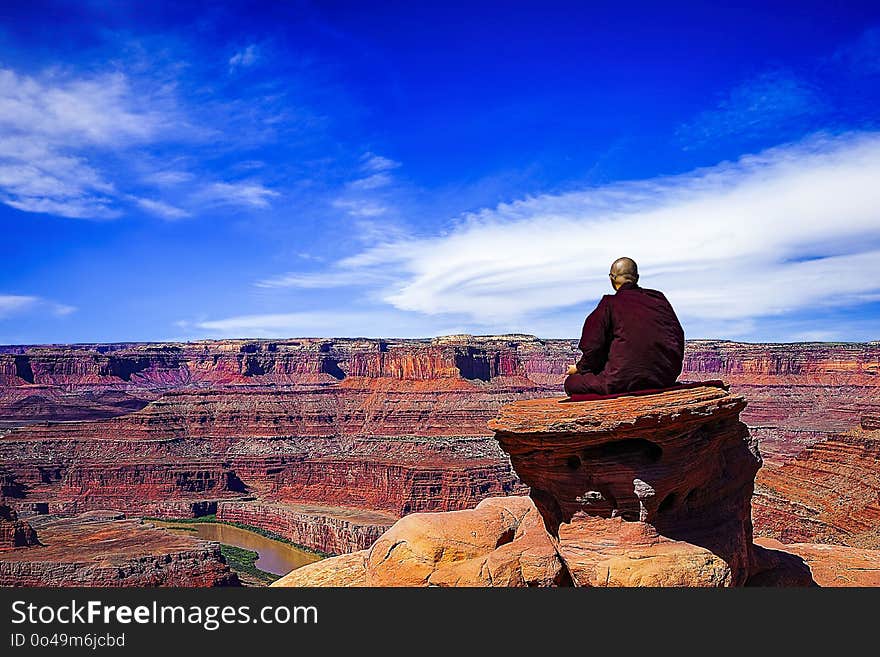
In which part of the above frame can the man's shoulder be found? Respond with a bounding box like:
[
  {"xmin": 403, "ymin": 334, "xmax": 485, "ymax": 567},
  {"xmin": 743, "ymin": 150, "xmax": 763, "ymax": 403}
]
[
  {"xmin": 612, "ymin": 286, "xmax": 671, "ymax": 306},
  {"xmin": 628, "ymin": 286, "xmax": 667, "ymax": 299}
]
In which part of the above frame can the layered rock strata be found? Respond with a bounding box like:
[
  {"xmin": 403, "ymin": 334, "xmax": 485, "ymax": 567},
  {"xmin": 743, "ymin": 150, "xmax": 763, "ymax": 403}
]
[
  {"xmin": 0, "ymin": 512, "xmax": 239, "ymax": 587},
  {"xmin": 489, "ymin": 386, "xmax": 761, "ymax": 586},
  {"xmin": 0, "ymin": 503, "xmax": 39, "ymax": 549},
  {"xmin": 2, "ymin": 336, "xmax": 879, "ymax": 562},
  {"xmin": 753, "ymin": 422, "xmax": 880, "ymax": 548},
  {"xmin": 215, "ymin": 501, "xmax": 395, "ymax": 554}
]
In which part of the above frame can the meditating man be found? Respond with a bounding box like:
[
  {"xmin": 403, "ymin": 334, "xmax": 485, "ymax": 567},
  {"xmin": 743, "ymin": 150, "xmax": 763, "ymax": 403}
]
[{"xmin": 564, "ymin": 257, "xmax": 685, "ymax": 397}]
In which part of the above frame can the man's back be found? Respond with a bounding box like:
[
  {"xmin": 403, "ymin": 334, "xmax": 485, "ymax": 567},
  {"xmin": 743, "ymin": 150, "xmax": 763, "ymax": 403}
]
[
  {"xmin": 565, "ymin": 281, "xmax": 685, "ymax": 396},
  {"xmin": 602, "ymin": 283, "xmax": 684, "ymax": 392}
]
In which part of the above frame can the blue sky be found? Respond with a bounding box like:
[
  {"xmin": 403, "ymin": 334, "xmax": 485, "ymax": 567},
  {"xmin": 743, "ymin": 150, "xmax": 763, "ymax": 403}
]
[{"xmin": 1, "ymin": 1, "xmax": 880, "ymax": 344}]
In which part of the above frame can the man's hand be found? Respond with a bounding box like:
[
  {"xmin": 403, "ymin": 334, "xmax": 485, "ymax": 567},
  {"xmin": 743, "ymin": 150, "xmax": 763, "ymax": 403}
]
[{"xmin": 566, "ymin": 365, "xmax": 578, "ymax": 376}]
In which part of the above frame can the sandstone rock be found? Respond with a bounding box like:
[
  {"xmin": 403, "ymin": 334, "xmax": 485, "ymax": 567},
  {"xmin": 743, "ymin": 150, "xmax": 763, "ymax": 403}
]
[
  {"xmin": 490, "ymin": 386, "xmax": 760, "ymax": 585},
  {"xmin": 273, "ymin": 496, "xmax": 567, "ymax": 587},
  {"xmin": 753, "ymin": 538, "xmax": 880, "ymax": 587},
  {"xmin": 276, "ymin": 492, "xmax": 880, "ymax": 587},
  {"xmin": 272, "ymin": 551, "xmax": 369, "ymax": 587},
  {"xmin": 0, "ymin": 503, "xmax": 39, "ymax": 550},
  {"xmin": 0, "ymin": 513, "xmax": 239, "ymax": 587},
  {"xmin": 556, "ymin": 515, "xmax": 732, "ymax": 586}
]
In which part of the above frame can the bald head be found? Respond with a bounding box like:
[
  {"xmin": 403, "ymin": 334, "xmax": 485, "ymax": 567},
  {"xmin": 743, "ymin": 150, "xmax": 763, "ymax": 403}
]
[{"xmin": 609, "ymin": 257, "xmax": 638, "ymax": 290}]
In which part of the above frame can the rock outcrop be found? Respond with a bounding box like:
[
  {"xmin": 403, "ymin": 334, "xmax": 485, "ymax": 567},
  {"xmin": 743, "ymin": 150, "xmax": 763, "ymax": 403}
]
[
  {"xmin": 272, "ymin": 496, "xmax": 567, "ymax": 587},
  {"xmin": 752, "ymin": 538, "xmax": 880, "ymax": 587},
  {"xmin": 489, "ymin": 386, "xmax": 762, "ymax": 586},
  {"xmin": 0, "ymin": 512, "xmax": 239, "ymax": 587},
  {"xmin": 0, "ymin": 503, "xmax": 39, "ymax": 550}
]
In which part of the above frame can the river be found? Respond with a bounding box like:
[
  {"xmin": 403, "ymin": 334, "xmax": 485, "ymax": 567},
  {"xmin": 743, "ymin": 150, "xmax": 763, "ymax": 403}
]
[{"xmin": 157, "ymin": 521, "xmax": 322, "ymax": 576}]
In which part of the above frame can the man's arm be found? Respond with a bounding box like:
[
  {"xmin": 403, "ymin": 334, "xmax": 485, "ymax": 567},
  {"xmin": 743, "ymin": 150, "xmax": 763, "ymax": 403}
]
[{"xmin": 575, "ymin": 296, "xmax": 611, "ymax": 373}]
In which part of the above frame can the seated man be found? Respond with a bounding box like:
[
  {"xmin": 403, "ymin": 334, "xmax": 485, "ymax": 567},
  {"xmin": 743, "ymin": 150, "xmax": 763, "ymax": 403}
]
[{"xmin": 564, "ymin": 257, "xmax": 685, "ymax": 396}]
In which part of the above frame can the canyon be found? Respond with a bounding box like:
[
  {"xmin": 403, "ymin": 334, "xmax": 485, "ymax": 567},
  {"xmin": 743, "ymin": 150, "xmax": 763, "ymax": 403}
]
[
  {"xmin": 1, "ymin": 336, "xmax": 878, "ymax": 585},
  {"xmin": 0, "ymin": 506, "xmax": 238, "ymax": 587}
]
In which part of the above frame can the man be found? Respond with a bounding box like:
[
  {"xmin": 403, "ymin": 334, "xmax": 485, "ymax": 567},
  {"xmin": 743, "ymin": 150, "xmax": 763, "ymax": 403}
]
[{"xmin": 564, "ymin": 257, "xmax": 685, "ymax": 396}]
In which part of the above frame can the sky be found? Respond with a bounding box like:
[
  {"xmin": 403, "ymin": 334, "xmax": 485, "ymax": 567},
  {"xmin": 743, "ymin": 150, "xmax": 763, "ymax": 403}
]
[{"xmin": 1, "ymin": 0, "xmax": 880, "ymax": 344}]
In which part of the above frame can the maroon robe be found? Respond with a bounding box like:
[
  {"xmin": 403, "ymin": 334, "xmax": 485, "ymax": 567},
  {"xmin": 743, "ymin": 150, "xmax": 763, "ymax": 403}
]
[{"xmin": 564, "ymin": 282, "xmax": 685, "ymax": 396}]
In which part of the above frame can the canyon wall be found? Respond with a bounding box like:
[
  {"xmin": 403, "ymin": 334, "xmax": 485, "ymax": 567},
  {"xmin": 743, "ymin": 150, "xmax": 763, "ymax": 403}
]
[
  {"xmin": 1, "ymin": 335, "xmax": 878, "ymax": 564},
  {"xmin": 0, "ymin": 510, "xmax": 238, "ymax": 587}
]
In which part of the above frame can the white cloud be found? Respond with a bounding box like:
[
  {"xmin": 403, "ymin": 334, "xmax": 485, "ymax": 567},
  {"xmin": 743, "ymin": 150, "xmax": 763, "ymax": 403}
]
[
  {"xmin": 267, "ymin": 132, "xmax": 880, "ymax": 337},
  {"xmin": 0, "ymin": 66, "xmax": 180, "ymax": 219},
  {"xmin": 143, "ymin": 170, "xmax": 194, "ymax": 186},
  {"xmin": 198, "ymin": 182, "xmax": 280, "ymax": 208},
  {"xmin": 181, "ymin": 310, "xmax": 465, "ymax": 339},
  {"xmin": 229, "ymin": 45, "xmax": 259, "ymax": 72},
  {"xmin": 0, "ymin": 295, "xmax": 39, "ymax": 318},
  {"xmin": 0, "ymin": 68, "xmax": 173, "ymax": 147},
  {"xmin": 0, "ymin": 294, "xmax": 76, "ymax": 319},
  {"xmin": 256, "ymin": 269, "xmax": 386, "ymax": 289},
  {"xmin": 347, "ymin": 172, "xmax": 393, "ymax": 191},
  {"xmin": 133, "ymin": 197, "xmax": 191, "ymax": 220},
  {"xmin": 360, "ymin": 152, "xmax": 400, "ymax": 172},
  {"xmin": 332, "ymin": 198, "xmax": 387, "ymax": 217}
]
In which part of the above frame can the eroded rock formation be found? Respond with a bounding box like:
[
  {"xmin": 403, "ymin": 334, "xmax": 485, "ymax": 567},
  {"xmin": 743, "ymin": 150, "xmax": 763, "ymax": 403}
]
[
  {"xmin": 0, "ymin": 503, "xmax": 39, "ymax": 550},
  {"xmin": 215, "ymin": 501, "xmax": 395, "ymax": 554},
  {"xmin": 272, "ymin": 496, "xmax": 568, "ymax": 587},
  {"xmin": 489, "ymin": 386, "xmax": 762, "ymax": 586},
  {"xmin": 0, "ymin": 512, "xmax": 239, "ymax": 587}
]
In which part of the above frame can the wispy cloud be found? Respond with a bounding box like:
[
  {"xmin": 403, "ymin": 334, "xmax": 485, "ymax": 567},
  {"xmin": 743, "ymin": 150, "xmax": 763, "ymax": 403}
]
[
  {"xmin": 0, "ymin": 294, "xmax": 75, "ymax": 319},
  {"xmin": 0, "ymin": 68, "xmax": 175, "ymax": 146},
  {"xmin": 229, "ymin": 44, "xmax": 260, "ymax": 72},
  {"xmin": 0, "ymin": 66, "xmax": 181, "ymax": 219},
  {"xmin": 332, "ymin": 152, "xmax": 401, "ymax": 218},
  {"xmin": 678, "ymin": 70, "xmax": 824, "ymax": 147},
  {"xmin": 331, "ymin": 198, "xmax": 387, "ymax": 217},
  {"xmin": 0, "ymin": 59, "xmax": 294, "ymax": 221},
  {"xmin": 178, "ymin": 309, "xmax": 463, "ymax": 339},
  {"xmin": 142, "ymin": 170, "xmax": 194, "ymax": 186},
  {"xmin": 133, "ymin": 197, "xmax": 191, "ymax": 220},
  {"xmin": 256, "ymin": 269, "xmax": 385, "ymax": 289},
  {"xmin": 347, "ymin": 172, "xmax": 393, "ymax": 191},
  {"xmin": 184, "ymin": 311, "xmax": 346, "ymax": 335},
  {"xmin": 263, "ymin": 132, "xmax": 880, "ymax": 338},
  {"xmin": 198, "ymin": 181, "xmax": 280, "ymax": 208},
  {"xmin": 0, "ymin": 295, "xmax": 38, "ymax": 317},
  {"xmin": 360, "ymin": 152, "xmax": 400, "ymax": 172}
]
